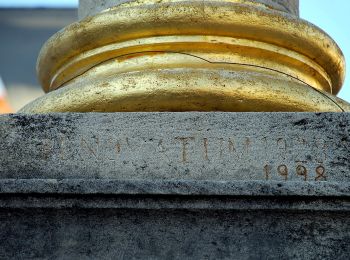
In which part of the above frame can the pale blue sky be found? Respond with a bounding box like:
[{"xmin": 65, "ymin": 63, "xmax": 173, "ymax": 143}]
[
  {"xmin": 0, "ymin": 0, "xmax": 78, "ymax": 8},
  {"xmin": 0, "ymin": 0, "xmax": 349, "ymax": 101}
]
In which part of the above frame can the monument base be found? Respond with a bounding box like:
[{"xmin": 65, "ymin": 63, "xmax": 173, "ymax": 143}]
[
  {"xmin": 0, "ymin": 113, "xmax": 349, "ymax": 259},
  {"xmin": 0, "ymin": 179, "xmax": 349, "ymax": 259}
]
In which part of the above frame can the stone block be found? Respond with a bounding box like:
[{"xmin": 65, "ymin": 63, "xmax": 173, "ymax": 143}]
[
  {"xmin": 1, "ymin": 113, "xmax": 349, "ymax": 182},
  {"xmin": 0, "ymin": 112, "xmax": 349, "ymax": 259}
]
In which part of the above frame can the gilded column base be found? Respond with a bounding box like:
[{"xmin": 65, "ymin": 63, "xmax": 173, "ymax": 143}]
[{"xmin": 20, "ymin": 1, "xmax": 350, "ymax": 112}]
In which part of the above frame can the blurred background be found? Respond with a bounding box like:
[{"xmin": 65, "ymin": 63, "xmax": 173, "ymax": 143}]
[{"xmin": 0, "ymin": 0, "xmax": 349, "ymax": 113}]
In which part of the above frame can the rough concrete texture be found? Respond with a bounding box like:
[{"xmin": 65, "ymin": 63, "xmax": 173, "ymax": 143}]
[
  {"xmin": 0, "ymin": 112, "xmax": 349, "ymax": 259},
  {"xmin": 78, "ymin": 0, "xmax": 299, "ymax": 19},
  {"xmin": 1, "ymin": 113, "xmax": 349, "ymax": 183},
  {"xmin": 0, "ymin": 177, "xmax": 349, "ymax": 259},
  {"xmin": 1, "ymin": 209, "xmax": 348, "ymax": 259},
  {"xmin": 0, "ymin": 179, "xmax": 349, "ymax": 198}
]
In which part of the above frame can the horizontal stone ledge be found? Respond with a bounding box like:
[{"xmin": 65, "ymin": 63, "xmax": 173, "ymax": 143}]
[
  {"xmin": 0, "ymin": 179, "xmax": 348, "ymax": 197},
  {"xmin": 1, "ymin": 197, "xmax": 348, "ymax": 212},
  {"xmin": 0, "ymin": 192, "xmax": 348, "ymax": 212}
]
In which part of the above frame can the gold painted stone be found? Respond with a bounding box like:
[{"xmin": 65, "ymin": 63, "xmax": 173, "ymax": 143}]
[{"xmin": 20, "ymin": 0, "xmax": 350, "ymax": 112}]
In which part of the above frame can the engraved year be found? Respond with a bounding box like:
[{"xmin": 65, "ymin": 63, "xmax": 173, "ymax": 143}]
[{"xmin": 264, "ymin": 164, "xmax": 327, "ymax": 181}]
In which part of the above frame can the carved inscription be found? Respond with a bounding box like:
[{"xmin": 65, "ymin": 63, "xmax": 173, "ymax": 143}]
[
  {"xmin": 315, "ymin": 166, "xmax": 327, "ymax": 181},
  {"xmin": 40, "ymin": 139, "xmax": 53, "ymax": 160},
  {"xmin": 203, "ymin": 138, "xmax": 209, "ymax": 161},
  {"xmin": 264, "ymin": 164, "xmax": 327, "ymax": 182},
  {"xmin": 175, "ymin": 137, "xmax": 194, "ymax": 162},
  {"xmin": 277, "ymin": 165, "xmax": 288, "ymax": 181},
  {"xmin": 228, "ymin": 137, "xmax": 251, "ymax": 159},
  {"xmin": 296, "ymin": 165, "xmax": 308, "ymax": 181},
  {"xmin": 35, "ymin": 133, "xmax": 339, "ymax": 182},
  {"xmin": 81, "ymin": 137, "xmax": 99, "ymax": 159}
]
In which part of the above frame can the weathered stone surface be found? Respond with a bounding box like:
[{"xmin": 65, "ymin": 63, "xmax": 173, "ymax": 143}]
[
  {"xmin": 0, "ymin": 179, "xmax": 349, "ymax": 211},
  {"xmin": 0, "ymin": 112, "xmax": 349, "ymax": 259},
  {"xmin": 78, "ymin": 0, "xmax": 299, "ymax": 19},
  {"xmin": 1, "ymin": 208, "xmax": 349, "ymax": 259},
  {"xmin": 0, "ymin": 179, "xmax": 349, "ymax": 198},
  {"xmin": 1, "ymin": 113, "xmax": 349, "ymax": 183},
  {"xmin": 0, "ymin": 177, "xmax": 349, "ymax": 259}
]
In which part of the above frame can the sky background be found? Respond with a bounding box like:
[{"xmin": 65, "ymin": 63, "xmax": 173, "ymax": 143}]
[{"xmin": 0, "ymin": 0, "xmax": 349, "ymax": 101}]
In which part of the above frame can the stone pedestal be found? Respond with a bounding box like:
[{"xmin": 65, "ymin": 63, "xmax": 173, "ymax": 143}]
[
  {"xmin": 5, "ymin": 0, "xmax": 349, "ymax": 258},
  {"xmin": 0, "ymin": 112, "xmax": 349, "ymax": 259}
]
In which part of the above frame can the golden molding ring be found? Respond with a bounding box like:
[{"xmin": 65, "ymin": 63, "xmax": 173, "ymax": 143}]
[
  {"xmin": 36, "ymin": 1, "xmax": 344, "ymax": 94},
  {"xmin": 20, "ymin": 1, "xmax": 348, "ymax": 113},
  {"xmin": 48, "ymin": 36, "xmax": 332, "ymax": 93},
  {"xmin": 21, "ymin": 68, "xmax": 350, "ymax": 112}
]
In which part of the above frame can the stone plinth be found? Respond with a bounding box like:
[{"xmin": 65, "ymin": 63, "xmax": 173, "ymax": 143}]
[
  {"xmin": 0, "ymin": 112, "xmax": 349, "ymax": 259},
  {"xmin": 0, "ymin": 180, "xmax": 349, "ymax": 259},
  {"xmin": 1, "ymin": 113, "xmax": 349, "ymax": 182}
]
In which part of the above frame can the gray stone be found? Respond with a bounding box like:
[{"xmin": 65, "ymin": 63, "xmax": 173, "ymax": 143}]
[
  {"xmin": 0, "ymin": 179, "xmax": 349, "ymax": 259},
  {"xmin": 0, "ymin": 112, "xmax": 349, "ymax": 259},
  {"xmin": 0, "ymin": 179, "xmax": 349, "ymax": 211},
  {"xmin": 1, "ymin": 113, "xmax": 349, "ymax": 183},
  {"xmin": 78, "ymin": 0, "xmax": 299, "ymax": 19},
  {"xmin": 1, "ymin": 208, "xmax": 348, "ymax": 259}
]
